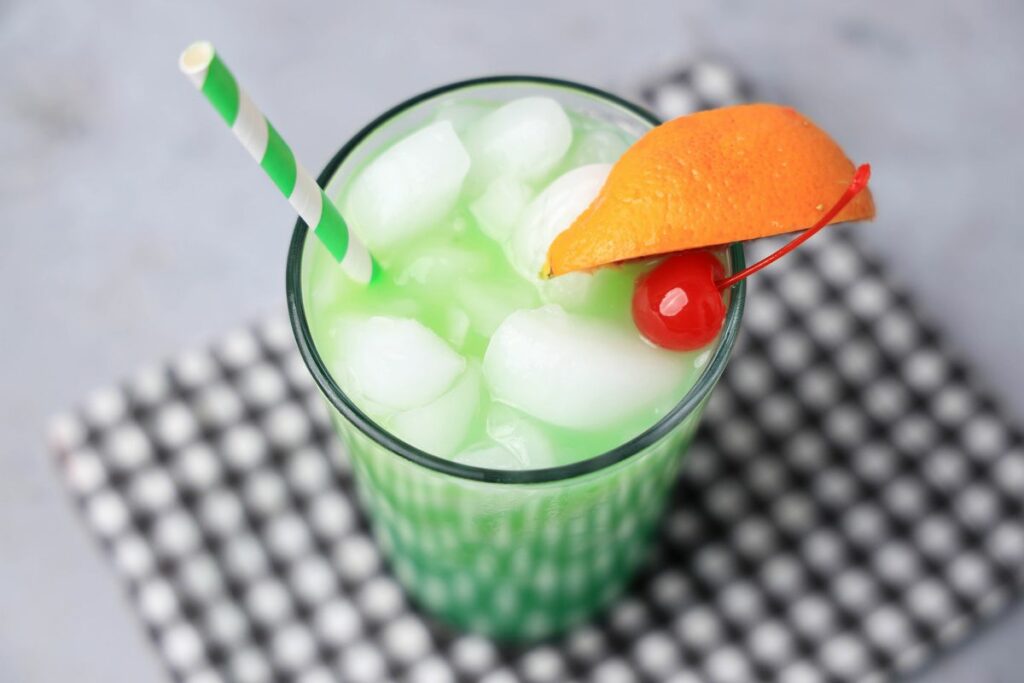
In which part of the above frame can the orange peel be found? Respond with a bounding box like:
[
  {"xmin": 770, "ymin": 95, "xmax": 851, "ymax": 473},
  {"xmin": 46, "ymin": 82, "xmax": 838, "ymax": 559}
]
[{"xmin": 544, "ymin": 103, "xmax": 875, "ymax": 277}]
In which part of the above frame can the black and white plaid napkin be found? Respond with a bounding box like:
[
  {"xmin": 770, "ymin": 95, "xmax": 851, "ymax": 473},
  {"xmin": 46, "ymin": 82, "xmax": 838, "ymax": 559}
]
[{"xmin": 49, "ymin": 64, "xmax": 1024, "ymax": 683}]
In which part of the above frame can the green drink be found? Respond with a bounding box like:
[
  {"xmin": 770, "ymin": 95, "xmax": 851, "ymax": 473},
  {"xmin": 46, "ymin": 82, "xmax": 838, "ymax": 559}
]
[{"xmin": 288, "ymin": 78, "xmax": 745, "ymax": 638}]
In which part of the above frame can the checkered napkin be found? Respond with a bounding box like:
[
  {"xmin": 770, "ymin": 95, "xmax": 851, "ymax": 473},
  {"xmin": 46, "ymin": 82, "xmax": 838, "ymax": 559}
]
[{"xmin": 49, "ymin": 64, "xmax": 1024, "ymax": 683}]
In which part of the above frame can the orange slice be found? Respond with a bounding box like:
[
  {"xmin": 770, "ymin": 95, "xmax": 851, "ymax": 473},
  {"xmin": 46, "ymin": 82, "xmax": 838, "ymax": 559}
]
[{"xmin": 544, "ymin": 103, "xmax": 875, "ymax": 277}]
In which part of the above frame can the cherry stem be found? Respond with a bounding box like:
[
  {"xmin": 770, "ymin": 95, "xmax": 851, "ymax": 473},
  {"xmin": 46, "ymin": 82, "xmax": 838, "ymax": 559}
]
[{"xmin": 716, "ymin": 163, "xmax": 872, "ymax": 291}]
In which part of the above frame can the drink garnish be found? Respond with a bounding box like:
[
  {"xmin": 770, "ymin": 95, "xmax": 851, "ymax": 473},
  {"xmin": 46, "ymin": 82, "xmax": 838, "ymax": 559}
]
[
  {"xmin": 542, "ymin": 103, "xmax": 875, "ymax": 350},
  {"xmin": 632, "ymin": 165, "xmax": 871, "ymax": 350}
]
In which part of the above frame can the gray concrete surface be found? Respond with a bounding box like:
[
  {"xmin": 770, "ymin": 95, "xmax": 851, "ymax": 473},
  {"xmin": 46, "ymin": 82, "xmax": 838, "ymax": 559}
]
[{"xmin": 2, "ymin": 1, "xmax": 1022, "ymax": 681}]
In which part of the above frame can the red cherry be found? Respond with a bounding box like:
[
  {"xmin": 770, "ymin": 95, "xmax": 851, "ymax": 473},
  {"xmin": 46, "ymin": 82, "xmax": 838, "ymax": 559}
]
[
  {"xmin": 632, "ymin": 251, "xmax": 726, "ymax": 351},
  {"xmin": 632, "ymin": 163, "xmax": 872, "ymax": 351}
]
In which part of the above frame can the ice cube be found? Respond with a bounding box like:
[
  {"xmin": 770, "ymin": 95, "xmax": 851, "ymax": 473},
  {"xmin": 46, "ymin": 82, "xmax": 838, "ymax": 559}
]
[
  {"xmin": 394, "ymin": 243, "xmax": 488, "ymax": 288},
  {"xmin": 344, "ymin": 121, "xmax": 470, "ymax": 252},
  {"xmin": 486, "ymin": 404, "xmax": 557, "ymax": 468},
  {"xmin": 565, "ymin": 128, "xmax": 631, "ymax": 167},
  {"xmin": 470, "ymin": 176, "xmax": 533, "ymax": 243},
  {"xmin": 452, "ymin": 442, "xmax": 525, "ymax": 470},
  {"xmin": 538, "ymin": 265, "xmax": 639, "ymax": 314},
  {"xmin": 483, "ymin": 305, "xmax": 692, "ymax": 430},
  {"xmin": 465, "ymin": 97, "xmax": 572, "ymax": 187},
  {"xmin": 432, "ymin": 100, "xmax": 494, "ymax": 135},
  {"xmin": 390, "ymin": 364, "xmax": 481, "ymax": 457},
  {"xmin": 538, "ymin": 271, "xmax": 597, "ymax": 310},
  {"xmin": 508, "ymin": 164, "xmax": 611, "ymax": 280},
  {"xmin": 455, "ymin": 280, "xmax": 539, "ymax": 337},
  {"xmin": 441, "ymin": 308, "xmax": 471, "ymax": 349},
  {"xmin": 333, "ymin": 316, "xmax": 466, "ymax": 411},
  {"xmin": 374, "ymin": 297, "xmax": 421, "ymax": 319}
]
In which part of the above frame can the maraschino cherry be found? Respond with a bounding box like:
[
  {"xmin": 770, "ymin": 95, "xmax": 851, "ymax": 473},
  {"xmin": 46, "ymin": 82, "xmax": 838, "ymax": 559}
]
[{"xmin": 633, "ymin": 164, "xmax": 872, "ymax": 351}]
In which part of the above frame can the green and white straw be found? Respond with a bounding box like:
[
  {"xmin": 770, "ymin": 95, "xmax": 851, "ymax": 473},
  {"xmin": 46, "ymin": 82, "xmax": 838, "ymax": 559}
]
[{"xmin": 179, "ymin": 41, "xmax": 373, "ymax": 284}]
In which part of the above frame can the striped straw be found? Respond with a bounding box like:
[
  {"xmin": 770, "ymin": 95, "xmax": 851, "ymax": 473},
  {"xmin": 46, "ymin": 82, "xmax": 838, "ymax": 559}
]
[{"xmin": 179, "ymin": 41, "xmax": 373, "ymax": 284}]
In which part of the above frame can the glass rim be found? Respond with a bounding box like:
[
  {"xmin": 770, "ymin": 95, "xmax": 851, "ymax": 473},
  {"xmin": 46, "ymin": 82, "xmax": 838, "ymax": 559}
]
[{"xmin": 286, "ymin": 75, "xmax": 746, "ymax": 485}]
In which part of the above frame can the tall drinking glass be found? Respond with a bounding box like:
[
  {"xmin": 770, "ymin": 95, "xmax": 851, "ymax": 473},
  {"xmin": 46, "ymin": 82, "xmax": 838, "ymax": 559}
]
[{"xmin": 287, "ymin": 77, "xmax": 746, "ymax": 639}]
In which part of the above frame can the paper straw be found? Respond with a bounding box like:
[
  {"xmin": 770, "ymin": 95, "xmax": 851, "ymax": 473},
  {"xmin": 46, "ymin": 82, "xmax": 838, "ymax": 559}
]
[{"xmin": 179, "ymin": 41, "xmax": 373, "ymax": 284}]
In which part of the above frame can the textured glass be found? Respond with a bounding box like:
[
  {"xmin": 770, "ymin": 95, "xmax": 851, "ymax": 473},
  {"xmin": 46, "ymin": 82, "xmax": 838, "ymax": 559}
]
[{"xmin": 287, "ymin": 77, "xmax": 745, "ymax": 638}]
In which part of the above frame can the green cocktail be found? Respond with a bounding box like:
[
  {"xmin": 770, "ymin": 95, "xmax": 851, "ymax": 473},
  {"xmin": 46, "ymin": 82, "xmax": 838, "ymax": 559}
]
[{"xmin": 288, "ymin": 78, "xmax": 745, "ymax": 639}]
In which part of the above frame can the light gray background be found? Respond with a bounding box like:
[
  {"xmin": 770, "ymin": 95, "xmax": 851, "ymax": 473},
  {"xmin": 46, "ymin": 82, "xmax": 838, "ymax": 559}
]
[{"xmin": 2, "ymin": 1, "xmax": 1022, "ymax": 681}]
